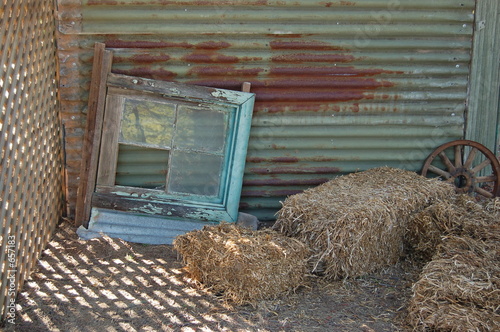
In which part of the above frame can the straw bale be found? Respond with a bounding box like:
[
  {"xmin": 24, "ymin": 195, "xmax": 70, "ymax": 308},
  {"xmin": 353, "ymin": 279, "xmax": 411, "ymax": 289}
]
[
  {"xmin": 406, "ymin": 197, "xmax": 500, "ymax": 331},
  {"xmin": 406, "ymin": 195, "xmax": 500, "ymax": 261},
  {"xmin": 173, "ymin": 222, "xmax": 310, "ymax": 304},
  {"xmin": 273, "ymin": 167, "xmax": 455, "ymax": 280},
  {"xmin": 407, "ymin": 235, "xmax": 500, "ymax": 331},
  {"xmin": 484, "ymin": 197, "xmax": 500, "ymax": 215}
]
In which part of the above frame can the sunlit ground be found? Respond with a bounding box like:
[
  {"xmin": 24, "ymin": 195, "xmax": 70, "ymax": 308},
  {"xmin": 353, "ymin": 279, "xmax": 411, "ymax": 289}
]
[{"xmin": 2, "ymin": 221, "xmax": 413, "ymax": 331}]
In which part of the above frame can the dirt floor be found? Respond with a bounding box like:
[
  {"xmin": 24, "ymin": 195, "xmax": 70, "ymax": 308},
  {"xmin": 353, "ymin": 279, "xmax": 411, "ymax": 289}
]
[{"xmin": 2, "ymin": 220, "xmax": 422, "ymax": 332}]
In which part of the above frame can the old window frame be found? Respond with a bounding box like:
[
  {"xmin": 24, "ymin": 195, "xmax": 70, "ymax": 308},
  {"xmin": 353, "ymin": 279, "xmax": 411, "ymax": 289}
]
[{"xmin": 90, "ymin": 73, "xmax": 254, "ymax": 225}]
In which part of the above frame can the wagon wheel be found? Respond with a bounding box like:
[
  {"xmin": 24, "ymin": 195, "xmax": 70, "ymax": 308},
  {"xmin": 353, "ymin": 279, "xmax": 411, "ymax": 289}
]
[{"xmin": 421, "ymin": 140, "xmax": 500, "ymax": 198}]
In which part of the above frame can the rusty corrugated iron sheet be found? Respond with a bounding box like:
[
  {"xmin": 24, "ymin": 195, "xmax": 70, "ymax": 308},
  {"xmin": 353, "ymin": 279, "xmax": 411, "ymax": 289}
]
[{"xmin": 56, "ymin": 0, "xmax": 475, "ymax": 220}]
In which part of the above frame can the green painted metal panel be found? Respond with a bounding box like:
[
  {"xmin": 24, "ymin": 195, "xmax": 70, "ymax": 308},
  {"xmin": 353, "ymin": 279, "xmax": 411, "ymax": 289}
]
[
  {"xmin": 466, "ymin": 0, "xmax": 500, "ymax": 155},
  {"xmin": 57, "ymin": 0, "xmax": 476, "ymax": 221}
]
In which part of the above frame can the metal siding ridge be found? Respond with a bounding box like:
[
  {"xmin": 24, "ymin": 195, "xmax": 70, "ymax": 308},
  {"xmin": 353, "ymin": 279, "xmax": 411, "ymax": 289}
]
[
  {"xmin": 80, "ymin": 23, "xmax": 473, "ymax": 36},
  {"xmin": 250, "ymin": 114, "xmax": 464, "ymax": 126},
  {"xmin": 93, "ymin": 51, "xmax": 472, "ymax": 65},
  {"xmin": 249, "ymin": 125, "xmax": 463, "ymax": 137},
  {"xmin": 78, "ymin": 37, "xmax": 472, "ymax": 50},
  {"xmin": 246, "ymin": 137, "xmax": 463, "ymax": 150},
  {"xmin": 81, "ymin": 0, "xmax": 474, "ymax": 8},
  {"xmin": 99, "ymin": 65, "xmax": 472, "ymax": 79},
  {"xmin": 81, "ymin": 8, "xmax": 472, "ymax": 23}
]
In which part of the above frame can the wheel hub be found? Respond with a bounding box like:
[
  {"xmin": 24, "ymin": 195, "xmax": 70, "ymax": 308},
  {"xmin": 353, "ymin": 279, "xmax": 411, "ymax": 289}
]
[{"xmin": 450, "ymin": 167, "xmax": 475, "ymax": 194}]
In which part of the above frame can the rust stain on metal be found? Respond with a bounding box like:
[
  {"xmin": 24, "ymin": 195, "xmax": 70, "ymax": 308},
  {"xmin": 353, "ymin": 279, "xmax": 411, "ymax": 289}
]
[
  {"xmin": 188, "ymin": 66, "xmax": 263, "ymax": 77},
  {"xmin": 112, "ymin": 67, "xmax": 177, "ymax": 80},
  {"xmin": 270, "ymin": 66, "xmax": 402, "ymax": 77},
  {"xmin": 242, "ymin": 77, "xmax": 395, "ymax": 104},
  {"xmin": 238, "ymin": 202, "xmax": 252, "ymax": 209},
  {"xmin": 185, "ymin": 80, "xmax": 250, "ymax": 91},
  {"xmin": 105, "ymin": 39, "xmax": 230, "ymax": 50},
  {"xmin": 183, "ymin": 48, "xmax": 262, "ymax": 64},
  {"xmin": 248, "ymin": 65, "xmax": 402, "ymax": 104},
  {"xmin": 252, "ymin": 77, "xmax": 394, "ymax": 89},
  {"xmin": 105, "ymin": 39, "xmax": 192, "ymax": 49},
  {"xmin": 248, "ymin": 88, "xmax": 377, "ymax": 102},
  {"xmin": 112, "ymin": 53, "xmax": 171, "ymax": 64},
  {"xmin": 183, "ymin": 53, "xmax": 240, "ymax": 64},
  {"xmin": 131, "ymin": 53, "xmax": 171, "ymax": 63},
  {"xmin": 181, "ymin": 78, "xmax": 395, "ymax": 103},
  {"xmin": 271, "ymin": 144, "xmax": 286, "ymax": 150},
  {"xmin": 194, "ymin": 41, "xmax": 231, "ymax": 50}
]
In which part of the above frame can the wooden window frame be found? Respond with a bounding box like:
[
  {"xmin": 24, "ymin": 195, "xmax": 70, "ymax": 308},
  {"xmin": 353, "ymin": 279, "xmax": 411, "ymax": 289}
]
[
  {"xmin": 91, "ymin": 72, "xmax": 254, "ymax": 224},
  {"xmin": 76, "ymin": 44, "xmax": 254, "ymax": 227}
]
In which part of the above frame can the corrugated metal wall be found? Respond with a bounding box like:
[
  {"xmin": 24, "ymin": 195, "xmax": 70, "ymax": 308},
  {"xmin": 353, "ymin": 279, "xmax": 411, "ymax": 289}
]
[{"xmin": 56, "ymin": 0, "xmax": 475, "ymax": 221}]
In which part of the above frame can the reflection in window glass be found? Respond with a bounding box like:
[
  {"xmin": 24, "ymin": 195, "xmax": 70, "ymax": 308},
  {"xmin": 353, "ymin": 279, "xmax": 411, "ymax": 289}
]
[
  {"xmin": 115, "ymin": 96, "xmax": 231, "ymax": 198},
  {"xmin": 115, "ymin": 144, "xmax": 169, "ymax": 189},
  {"xmin": 120, "ymin": 98, "xmax": 176, "ymax": 147},
  {"xmin": 168, "ymin": 151, "xmax": 223, "ymax": 197},
  {"xmin": 175, "ymin": 105, "xmax": 227, "ymax": 153}
]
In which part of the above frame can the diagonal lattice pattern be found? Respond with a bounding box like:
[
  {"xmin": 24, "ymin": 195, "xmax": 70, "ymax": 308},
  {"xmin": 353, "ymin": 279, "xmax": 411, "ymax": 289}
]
[{"xmin": 1, "ymin": 0, "xmax": 63, "ymax": 320}]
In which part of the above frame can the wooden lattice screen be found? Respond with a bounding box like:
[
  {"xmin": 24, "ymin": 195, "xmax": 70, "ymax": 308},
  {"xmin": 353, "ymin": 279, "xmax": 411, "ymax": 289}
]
[{"xmin": 1, "ymin": 0, "xmax": 63, "ymax": 321}]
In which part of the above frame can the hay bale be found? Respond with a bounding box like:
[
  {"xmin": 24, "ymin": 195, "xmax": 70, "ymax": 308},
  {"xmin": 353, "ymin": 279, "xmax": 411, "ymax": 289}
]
[
  {"xmin": 406, "ymin": 195, "xmax": 500, "ymax": 261},
  {"xmin": 485, "ymin": 197, "xmax": 500, "ymax": 215},
  {"xmin": 273, "ymin": 167, "xmax": 455, "ymax": 280},
  {"xmin": 406, "ymin": 196, "xmax": 500, "ymax": 331},
  {"xmin": 173, "ymin": 222, "xmax": 310, "ymax": 304},
  {"xmin": 407, "ymin": 231, "xmax": 500, "ymax": 331}
]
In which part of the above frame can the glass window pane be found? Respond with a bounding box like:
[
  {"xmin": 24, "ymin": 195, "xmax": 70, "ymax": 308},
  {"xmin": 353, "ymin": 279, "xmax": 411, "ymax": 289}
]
[
  {"xmin": 115, "ymin": 144, "xmax": 169, "ymax": 190},
  {"xmin": 175, "ymin": 105, "xmax": 228, "ymax": 153},
  {"xmin": 168, "ymin": 151, "xmax": 223, "ymax": 196},
  {"xmin": 120, "ymin": 98, "xmax": 176, "ymax": 147}
]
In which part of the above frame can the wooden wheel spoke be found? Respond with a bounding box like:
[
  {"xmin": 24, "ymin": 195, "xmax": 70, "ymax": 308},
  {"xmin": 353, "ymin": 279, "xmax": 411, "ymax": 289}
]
[
  {"xmin": 438, "ymin": 151, "xmax": 455, "ymax": 173},
  {"xmin": 428, "ymin": 165, "xmax": 452, "ymax": 179},
  {"xmin": 471, "ymin": 158, "xmax": 491, "ymax": 174},
  {"xmin": 454, "ymin": 145, "xmax": 462, "ymax": 168},
  {"xmin": 475, "ymin": 175, "xmax": 497, "ymax": 183},
  {"xmin": 422, "ymin": 140, "xmax": 500, "ymax": 198},
  {"xmin": 463, "ymin": 147, "xmax": 477, "ymax": 169},
  {"xmin": 474, "ymin": 186, "xmax": 494, "ymax": 198}
]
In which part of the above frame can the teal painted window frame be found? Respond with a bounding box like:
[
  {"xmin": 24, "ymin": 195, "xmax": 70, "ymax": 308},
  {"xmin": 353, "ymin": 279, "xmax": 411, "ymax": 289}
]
[{"xmin": 94, "ymin": 73, "xmax": 254, "ymax": 223}]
